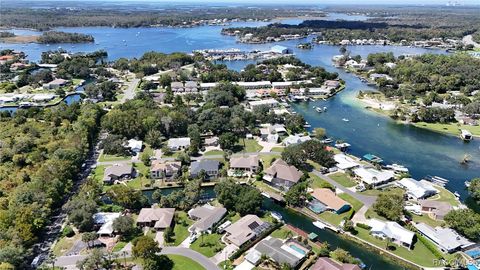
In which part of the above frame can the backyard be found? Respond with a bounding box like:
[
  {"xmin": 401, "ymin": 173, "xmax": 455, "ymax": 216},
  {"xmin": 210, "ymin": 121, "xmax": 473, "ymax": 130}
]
[
  {"xmin": 190, "ymin": 233, "xmax": 225, "ymax": 257},
  {"xmin": 317, "ymin": 192, "xmax": 364, "ymax": 226}
]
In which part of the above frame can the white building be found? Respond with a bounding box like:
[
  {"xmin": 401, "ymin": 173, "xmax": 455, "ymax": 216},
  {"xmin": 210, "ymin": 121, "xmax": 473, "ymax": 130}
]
[
  {"xmin": 93, "ymin": 212, "xmax": 121, "ymax": 237},
  {"xmin": 248, "ymin": 99, "xmax": 279, "ymax": 109},
  {"xmin": 235, "ymin": 81, "xmax": 272, "ymax": 90},
  {"xmin": 368, "ymin": 218, "xmax": 415, "ymax": 248},
  {"xmin": 397, "ymin": 178, "xmax": 438, "ymax": 200},
  {"xmin": 334, "ymin": 154, "xmax": 361, "ymax": 170},
  {"xmin": 127, "ymin": 139, "xmax": 143, "ymax": 153},
  {"xmin": 283, "ymin": 135, "xmax": 311, "ymax": 147},
  {"xmin": 353, "ymin": 167, "xmax": 395, "ymax": 187},
  {"xmin": 167, "ymin": 137, "xmax": 191, "ymax": 151},
  {"xmin": 414, "ymin": 223, "xmax": 474, "ymax": 253}
]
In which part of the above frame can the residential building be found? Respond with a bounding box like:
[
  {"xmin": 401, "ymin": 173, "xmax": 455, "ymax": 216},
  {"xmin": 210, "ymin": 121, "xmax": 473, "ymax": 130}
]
[
  {"xmin": 171, "ymin": 81, "xmax": 184, "ymax": 92},
  {"xmin": 369, "ymin": 73, "xmax": 393, "ymax": 81},
  {"xmin": 413, "ymin": 223, "xmax": 474, "ymax": 253},
  {"xmin": 283, "ymin": 134, "xmax": 311, "ymax": 146},
  {"xmin": 263, "ymin": 159, "xmax": 303, "ymax": 191},
  {"xmin": 310, "ymin": 257, "xmax": 361, "ymax": 270},
  {"xmin": 167, "ymin": 137, "xmax": 191, "ymax": 151},
  {"xmin": 324, "ymin": 80, "xmax": 340, "ymax": 89},
  {"xmin": 253, "ymin": 237, "xmax": 310, "ymax": 267},
  {"xmin": 236, "ymin": 81, "xmax": 272, "ymax": 90},
  {"xmin": 127, "ymin": 139, "xmax": 143, "ymax": 153},
  {"xmin": 93, "ymin": 212, "xmax": 121, "ymax": 237},
  {"xmin": 367, "ymin": 219, "xmax": 415, "ymax": 248},
  {"xmin": 310, "ymin": 188, "xmax": 351, "ymax": 214},
  {"xmin": 200, "ymin": 82, "xmax": 217, "ymax": 91},
  {"xmin": 352, "ymin": 167, "xmax": 395, "ymax": 187},
  {"xmin": 188, "ymin": 204, "xmax": 227, "ymax": 234},
  {"xmin": 334, "ymin": 154, "xmax": 361, "ymax": 170},
  {"xmin": 184, "ymin": 81, "xmax": 198, "ymax": 92},
  {"xmin": 224, "ymin": 215, "xmax": 270, "ymax": 247},
  {"xmin": 229, "ymin": 155, "xmax": 260, "ymax": 174},
  {"xmin": 397, "ymin": 178, "xmax": 438, "ymax": 200},
  {"xmin": 190, "ymin": 159, "xmax": 220, "ymax": 179},
  {"xmin": 103, "ymin": 164, "xmax": 134, "ymax": 185},
  {"xmin": 248, "ymin": 99, "xmax": 279, "ymax": 109},
  {"xmin": 150, "ymin": 160, "xmax": 182, "ymax": 180},
  {"xmin": 204, "ymin": 136, "xmax": 219, "ymax": 147},
  {"xmin": 136, "ymin": 207, "xmax": 175, "ymax": 231},
  {"xmin": 419, "ymin": 200, "xmax": 453, "ymax": 220},
  {"xmin": 43, "ymin": 78, "xmax": 69, "ymax": 89}
]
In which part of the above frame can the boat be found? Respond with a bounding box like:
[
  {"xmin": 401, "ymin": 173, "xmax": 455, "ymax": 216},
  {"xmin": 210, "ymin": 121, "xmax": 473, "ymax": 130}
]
[
  {"xmin": 465, "ymin": 181, "xmax": 471, "ymax": 188},
  {"xmin": 271, "ymin": 211, "xmax": 283, "ymax": 222},
  {"xmin": 454, "ymin": 191, "xmax": 460, "ymax": 198},
  {"xmin": 424, "ymin": 175, "xmax": 449, "ymax": 186},
  {"xmin": 385, "ymin": 164, "xmax": 409, "ymax": 173},
  {"xmin": 321, "ymin": 138, "xmax": 333, "ymax": 144},
  {"xmin": 261, "ymin": 192, "xmax": 271, "ymax": 198},
  {"xmin": 323, "ymin": 106, "xmax": 327, "ymax": 111},
  {"xmin": 315, "ymin": 107, "xmax": 323, "ymax": 113},
  {"xmin": 335, "ymin": 142, "xmax": 351, "ymax": 150},
  {"xmin": 460, "ymin": 129, "xmax": 473, "ymax": 142},
  {"xmin": 313, "ymin": 221, "xmax": 326, "ymax": 229},
  {"xmin": 342, "ymin": 118, "xmax": 349, "ymax": 122}
]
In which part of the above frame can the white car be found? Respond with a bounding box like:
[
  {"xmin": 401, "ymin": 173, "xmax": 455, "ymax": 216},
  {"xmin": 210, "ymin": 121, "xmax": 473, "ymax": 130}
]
[{"xmin": 189, "ymin": 233, "xmax": 198, "ymax": 244}]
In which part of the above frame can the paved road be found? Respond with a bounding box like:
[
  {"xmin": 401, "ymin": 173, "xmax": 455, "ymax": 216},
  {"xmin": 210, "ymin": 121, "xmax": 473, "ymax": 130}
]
[
  {"xmin": 120, "ymin": 78, "xmax": 140, "ymax": 103},
  {"xmin": 463, "ymin": 34, "xmax": 480, "ymax": 48},
  {"xmin": 312, "ymin": 170, "xmax": 377, "ymax": 207}
]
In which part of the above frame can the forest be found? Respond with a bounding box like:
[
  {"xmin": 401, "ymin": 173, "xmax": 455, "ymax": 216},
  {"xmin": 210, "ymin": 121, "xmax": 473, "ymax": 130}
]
[{"xmin": 37, "ymin": 31, "xmax": 94, "ymax": 44}]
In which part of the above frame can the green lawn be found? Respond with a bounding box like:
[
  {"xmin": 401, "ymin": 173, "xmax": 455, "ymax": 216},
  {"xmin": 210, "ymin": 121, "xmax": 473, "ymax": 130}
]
[
  {"xmin": 413, "ymin": 122, "xmax": 480, "ymax": 137},
  {"xmin": 309, "ymin": 173, "xmax": 334, "ymax": 190},
  {"xmin": 360, "ymin": 187, "xmax": 404, "ymax": 197},
  {"xmin": 411, "ymin": 214, "xmax": 445, "ymax": 227},
  {"xmin": 354, "ymin": 226, "xmax": 439, "ymax": 267},
  {"xmin": 98, "ymin": 153, "xmax": 131, "ymax": 162},
  {"xmin": 52, "ymin": 233, "xmax": 81, "ymax": 256},
  {"xmin": 428, "ymin": 185, "xmax": 460, "ymax": 207},
  {"xmin": 329, "ymin": 172, "xmax": 357, "ymax": 188},
  {"xmin": 270, "ymin": 226, "xmax": 296, "ymax": 239},
  {"xmin": 190, "ymin": 233, "xmax": 225, "ymax": 257},
  {"xmin": 260, "ymin": 154, "xmax": 281, "ymax": 168},
  {"xmin": 317, "ymin": 192, "xmax": 363, "ymax": 226},
  {"xmin": 167, "ymin": 211, "xmax": 193, "ymax": 246},
  {"xmin": 169, "ymin": 255, "xmax": 205, "ymax": 270},
  {"xmin": 204, "ymin": 150, "xmax": 224, "ymax": 156},
  {"xmin": 365, "ymin": 207, "xmax": 387, "ymax": 221},
  {"xmin": 234, "ymin": 139, "xmax": 262, "ymax": 153},
  {"xmin": 271, "ymin": 147, "xmax": 285, "ymax": 153}
]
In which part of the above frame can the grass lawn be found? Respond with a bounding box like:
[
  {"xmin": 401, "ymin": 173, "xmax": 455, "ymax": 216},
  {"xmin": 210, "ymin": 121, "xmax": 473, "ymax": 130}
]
[
  {"xmin": 52, "ymin": 233, "xmax": 81, "ymax": 256},
  {"xmin": 98, "ymin": 153, "xmax": 131, "ymax": 162},
  {"xmin": 309, "ymin": 173, "xmax": 334, "ymax": 190},
  {"xmin": 413, "ymin": 122, "xmax": 480, "ymax": 137},
  {"xmin": 169, "ymin": 255, "xmax": 205, "ymax": 270},
  {"xmin": 271, "ymin": 147, "xmax": 285, "ymax": 153},
  {"xmin": 204, "ymin": 150, "xmax": 224, "ymax": 156},
  {"xmin": 234, "ymin": 139, "xmax": 262, "ymax": 153},
  {"xmin": 360, "ymin": 187, "xmax": 404, "ymax": 197},
  {"xmin": 329, "ymin": 172, "xmax": 357, "ymax": 188},
  {"xmin": 317, "ymin": 193, "xmax": 363, "ymax": 226},
  {"xmin": 254, "ymin": 180, "xmax": 284, "ymax": 196},
  {"xmin": 365, "ymin": 207, "xmax": 386, "ymax": 221},
  {"xmin": 354, "ymin": 226, "xmax": 439, "ymax": 267},
  {"xmin": 428, "ymin": 185, "xmax": 460, "ymax": 207},
  {"xmin": 411, "ymin": 214, "xmax": 445, "ymax": 227},
  {"xmin": 270, "ymin": 226, "xmax": 297, "ymax": 239},
  {"xmin": 190, "ymin": 233, "xmax": 225, "ymax": 257},
  {"xmin": 166, "ymin": 211, "xmax": 193, "ymax": 246},
  {"xmin": 228, "ymin": 212, "xmax": 241, "ymax": 223},
  {"xmin": 260, "ymin": 154, "xmax": 281, "ymax": 168}
]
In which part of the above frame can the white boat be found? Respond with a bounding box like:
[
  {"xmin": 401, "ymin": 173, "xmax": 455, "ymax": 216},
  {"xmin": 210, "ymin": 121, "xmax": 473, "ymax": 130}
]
[
  {"xmin": 321, "ymin": 138, "xmax": 333, "ymax": 144},
  {"xmin": 315, "ymin": 107, "xmax": 323, "ymax": 113},
  {"xmin": 313, "ymin": 221, "xmax": 326, "ymax": 229},
  {"xmin": 465, "ymin": 181, "xmax": 471, "ymax": 188},
  {"xmin": 460, "ymin": 129, "xmax": 473, "ymax": 141},
  {"xmin": 385, "ymin": 164, "xmax": 409, "ymax": 173},
  {"xmin": 271, "ymin": 212, "xmax": 283, "ymax": 222},
  {"xmin": 454, "ymin": 191, "xmax": 460, "ymax": 198},
  {"xmin": 342, "ymin": 118, "xmax": 350, "ymax": 122},
  {"xmin": 261, "ymin": 192, "xmax": 271, "ymax": 198}
]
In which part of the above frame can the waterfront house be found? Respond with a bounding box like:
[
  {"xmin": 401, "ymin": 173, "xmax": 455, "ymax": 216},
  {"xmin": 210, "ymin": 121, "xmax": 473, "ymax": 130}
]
[
  {"xmin": 413, "ymin": 222, "xmax": 474, "ymax": 253},
  {"xmin": 167, "ymin": 137, "xmax": 191, "ymax": 151},
  {"xmin": 333, "ymin": 154, "xmax": 361, "ymax": 170},
  {"xmin": 369, "ymin": 73, "xmax": 393, "ymax": 81},
  {"xmin": 224, "ymin": 214, "xmax": 269, "ymax": 247},
  {"xmin": 310, "ymin": 257, "xmax": 361, "ymax": 270},
  {"xmin": 324, "ymin": 80, "xmax": 340, "ymax": 89},
  {"xmin": 271, "ymin": 45, "xmax": 291, "ymax": 54},
  {"xmin": 263, "ymin": 159, "xmax": 303, "ymax": 191},
  {"xmin": 252, "ymin": 237, "xmax": 310, "ymax": 268},
  {"xmin": 352, "ymin": 167, "xmax": 395, "ymax": 188},
  {"xmin": 43, "ymin": 78, "xmax": 69, "ymax": 90},
  {"xmin": 150, "ymin": 160, "xmax": 181, "ymax": 180},
  {"xmin": 229, "ymin": 155, "xmax": 260, "ymax": 175},
  {"xmin": 32, "ymin": 94, "xmax": 56, "ymax": 102},
  {"xmin": 236, "ymin": 81, "xmax": 272, "ymax": 90},
  {"xmin": 189, "ymin": 159, "xmax": 220, "ymax": 179},
  {"xmin": 93, "ymin": 212, "xmax": 121, "ymax": 237},
  {"xmin": 418, "ymin": 200, "xmax": 453, "ymax": 220},
  {"xmin": 127, "ymin": 139, "xmax": 143, "ymax": 153},
  {"xmin": 397, "ymin": 178, "xmax": 438, "ymax": 200},
  {"xmin": 188, "ymin": 204, "xmax": 227, "ymax": 234},
  {"xmin": 367, "ymin": 218, "xmax": 415, "ymax": 249},
  {"xmin": 310, "ymin": 188, "xmax": 351, "ymax": 214},
  {"xmin": 171, "ymin": 81, "xmax": 184, "ymax": 92},
  {"xmin": 103, "ymin": 164, "xmax": 134, "ymax": 185},
  {"xmin": 136, "ymin": 207, "xmax": 175, "ymax": 231},
  {"xmin": 283, "ymin": 134, "xmax": 311, "ymax": 146},
  {"xmin": 248, "ymin": 98, "xmax": 279, "ymax": 109}
]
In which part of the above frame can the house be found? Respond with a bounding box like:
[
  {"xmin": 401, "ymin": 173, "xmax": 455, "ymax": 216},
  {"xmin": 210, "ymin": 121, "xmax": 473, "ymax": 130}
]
[
  {"xmin": 283, "ymin": 134, "xmax": 311, "ymax": 146},
  {"xmin": 200, "ymin": 82, "xmax": 217, "ymax": 91},
  {"xmin": 136, "ymin": 207, "xmax": 175, "ymax": 231},
  {"xmin": 310, "ymin": 257, "xmax": 361, "ymax": 270},
  {"xmin": 352, "ymin": 167, "xmax": 395, "ymax": 187},
  {"xmin": 184, "ymin": 81, "xmax": 198, "ymax": 92},
  {"xmin": 397, "ymin": 178, "xmax": 438, "ymax": 200},
  {"xmin": 369, "ymin": 73, "xmax": 393, "ymax": 81},
  {"xmin": 310, "ymin": 188, "xmax": 351, "ymax": 214},
  {"xmin": 127, "ymin": 139, "xmax": 143, "ymax": 153},
  {"xmin": 253, "ymin": 237, "xmax": 309, "ymax": 267},
  {"xmin": 171, "ymin": 81, "xmax": 184, "ymax": 92},
  {"xmin": 236, "ymin": 81, "xmax": 272, "ymax": 90},
  {"xmin": 224, "ymin": 215, "xmax": 270, "ymax": 247},
  {"xmin": 93, "ymin": 212, "xmax": 121, "ymax": 237},
  {"xmin": 413, "ymin": 223, "xmax": 474, "ymax": 253},
  {"xmin": 334, "ymin": 154, "xmax": 361, "ymax": 170},
  {"xmin": 103, "ymin": 164, "xmax": 134, "ymax": 185},
  {"xmin": 419, "ymin": 200, "xmax": 453, "ymax": 220},
  {"xmin": 188, "ymin": 204, "xmax": 227, "ymax": 234},
  {"xmin": 190, "ymin": 159, "xmax": 220, "ymax": 179},
  {"xmin": 266, "ymin": 134, "xmax": 279, "ymax": 144},
  {"xmin": 229, "ymin": 155, "xmax": 260, "ymax": 174},
  {"xmin": 385, "ymin": 62, "xmax": 397, "ymax": 69},
  {"xmin": 367, "ymin": 219, "xmax": 415, "ymax": 248},
  {"xmin": 150, "ymin": 160, "xmax": 182, "ymax": 180},
  {"xmin": 167, "ymin": 137, "xmax": 191, "ymax": 151},
  {"xmin": 263, "ymin": 159, "xmax": 303, "ymax": 191},
  {"xmin": 324, "ymin": 80, "xmax": 340, "ymax": 89},
  {"xmin": 271, "ymin": 45, "xmax": 291, "ymax": 54},
  {"xmin": 32, "ymin": 94, "xmax": 56, "ymax": 102},
  {"xmin": 43, "ymin": 78, "xmax": 69, "ymax": 89},
  {"xmin": 248, "ymin": 99, "xmax": 279, "ymax": 109},
  {"xmin": 204, "ymin": 136, "xmax": 219, "ymax": 147}
]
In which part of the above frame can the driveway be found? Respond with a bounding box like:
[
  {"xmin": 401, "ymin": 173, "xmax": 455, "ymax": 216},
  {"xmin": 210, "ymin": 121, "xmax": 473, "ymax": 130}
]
[
  {"xmin": 155, "ymin": 232, "xmax": 164, "ymax": 247},
  {"xmin": 121, "ymin": 78, "xmax": 140, "ymax": 103},
  {"xmin": 162, "ymin": 247, "xmax": 221, "ymax": 270},
  {"xmin": 211, "ymin": 244, "xmax": 238, "ymax": 264},
  {"xmin": 312, "ymin": 170, "xmax": 377, "ymax": 207}
]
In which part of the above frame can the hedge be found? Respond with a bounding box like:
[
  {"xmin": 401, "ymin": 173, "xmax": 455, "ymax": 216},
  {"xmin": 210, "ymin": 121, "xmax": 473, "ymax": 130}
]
[{"xmin": 356, "ymin": 223, "xmax": 371, "ymax": 230}]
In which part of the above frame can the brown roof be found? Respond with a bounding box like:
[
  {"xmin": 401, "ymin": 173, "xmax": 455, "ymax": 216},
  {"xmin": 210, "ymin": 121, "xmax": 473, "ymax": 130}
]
[
  {"xmin": 150, "ymin": 161, "xmax": 181, "ymax": 173},
  {"xmin": 264, "ymin": 159, "xmax": 302, "ymax": 183},
  {"xmin": 311, "ymin": 188, "xmax": 350, "ymax": 211},
  {"xmin": 310, "ymin": 257, "xmax": 361, "ymax": 270},
  {"xmin": 225, "ymin": 215, "xmax": 265, "ymax": 247},
  {"xmin": 419, "ymin": 200, "xmax": 453, "ymax": 219},
  {"xmin": 230, "ymin": 155, "xmax": 259, "ymax": 170},
  {"xmin": 136, "ymin": 208, "xmax": 175, "ymax": 229}
]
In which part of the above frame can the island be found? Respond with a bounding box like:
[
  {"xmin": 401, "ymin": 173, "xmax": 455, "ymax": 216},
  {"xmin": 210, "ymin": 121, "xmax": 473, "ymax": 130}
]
[{"xmin": 0, "ymin": 31, "xmax": 95, "ymax": 44}]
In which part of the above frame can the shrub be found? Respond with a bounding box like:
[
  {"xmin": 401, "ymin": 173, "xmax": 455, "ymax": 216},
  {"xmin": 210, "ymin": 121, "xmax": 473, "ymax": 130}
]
[
  {"xmin": 62, "ymin": 225, "xmax": 75, "ymax": 238},
  {"xmin": 356, "ymin": 223, "xmax": 371, "ymax": 230}
]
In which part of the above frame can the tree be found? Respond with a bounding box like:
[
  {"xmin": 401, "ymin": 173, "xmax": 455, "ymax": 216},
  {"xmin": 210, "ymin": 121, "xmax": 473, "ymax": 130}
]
[
  {"xmin": 143, "ymin": 254, "xmax": 174, "ymax": 270},
  {"xmin": 373, "ymin": 192, "xmax": 404, "ymax": 221},
  {"xmin": 112, "ymin": 216, "xmax": 134, "ymax": 236},
  {"xmin": 76, "ymin": 248, "xmax": 106, "ymax": 270},
  {"xmin": 132, "ymin": 236, "xmax": 161, "ymax": 259},
  {"xmin": 163, "ymin": 227, "xmax": 173, "ymax": 242},
  {"xmin": 284, "ymin": 182, "xmax": 308, "ymax": 207},
  {"xmin": 313, "ymin": 128, "xmax": 326, "ymax": 139},
  {"xmin": 215, "ymin": 179, "xmax": 262, "ymax": 215},
  {"xmin": 467, "ymin": 178, "xmax": 480, "ymax": 202},
  {"xmin": 64, "ymin": 195, "xmax": 97, "ymax": 232},
  {"xmin": 82, "ymin": 232, "xmax": 99, "ymax": 249},
  {"xmin": 444, "ymin": 209, "xmax": 480, "ymax": 241},
  {"xmin": 329, "ymin": 248, "xmax": 358, "ymax": 264},
  {"xmin": 284, "ymin": 114, "xmax": 305, "ymax": 134},
  {"xmin": 219, "ymin": 132, "xmax": 238, "ymax": 151},
  {"xmin": 107, "ymin": 185, "xmax": 147, "ymax": 210}
]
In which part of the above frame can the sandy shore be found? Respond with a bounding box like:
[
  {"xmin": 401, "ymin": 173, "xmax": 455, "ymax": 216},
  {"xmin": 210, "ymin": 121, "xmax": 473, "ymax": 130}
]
[
  {"xmin": 0, "ymin": 35, "xmax": 39, "ymax": 43},
  {"xmin": 358, "ymin": 97, "xmax": 396, "ymax": 111}
]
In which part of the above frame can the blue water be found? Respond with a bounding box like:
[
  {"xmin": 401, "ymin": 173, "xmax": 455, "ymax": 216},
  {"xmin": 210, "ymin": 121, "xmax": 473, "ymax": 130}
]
[{"xmin": 289, "ymin": 244, "xmax": 307, "ymax": 255}]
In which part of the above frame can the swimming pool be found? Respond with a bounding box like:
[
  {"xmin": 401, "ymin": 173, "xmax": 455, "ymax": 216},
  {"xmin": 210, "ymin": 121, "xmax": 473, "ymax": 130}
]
[
  {"xmin": 307, "ymin": 199, "xmax": 327, "ymax": 214},
  {"xmin": 289, "ymin": 244, "xmax": 307, "ymax": 256}
]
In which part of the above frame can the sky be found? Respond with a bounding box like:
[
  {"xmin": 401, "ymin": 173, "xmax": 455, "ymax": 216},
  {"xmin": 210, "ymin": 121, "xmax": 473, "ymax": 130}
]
[{"xmin": 13, "ymin": 0, "xmax": 480, "ymax": 4}]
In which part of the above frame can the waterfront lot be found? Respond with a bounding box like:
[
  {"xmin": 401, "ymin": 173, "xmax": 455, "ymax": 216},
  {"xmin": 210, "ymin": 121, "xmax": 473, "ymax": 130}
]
[{"xmin": 317, "ymin": 193, "xmax": 364, "ymax": 226}]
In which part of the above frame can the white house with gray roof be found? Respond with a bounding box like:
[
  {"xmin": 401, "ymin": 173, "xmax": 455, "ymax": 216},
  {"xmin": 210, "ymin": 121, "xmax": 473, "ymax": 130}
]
[
  {"xmin": 413, "ymin": 223, "xmax": 474, "ymax": 253},
  {"xmin": 188, "ymin": 204, "xmax": 227, "ymax": 234},
  {"xmin": 167, "ymin": 137, "xmax": 191, "ymax": 151}
]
